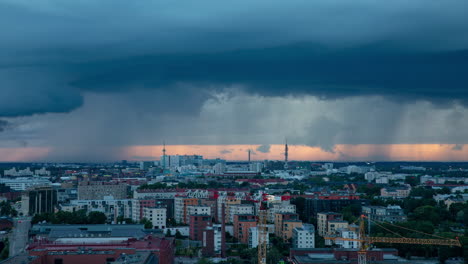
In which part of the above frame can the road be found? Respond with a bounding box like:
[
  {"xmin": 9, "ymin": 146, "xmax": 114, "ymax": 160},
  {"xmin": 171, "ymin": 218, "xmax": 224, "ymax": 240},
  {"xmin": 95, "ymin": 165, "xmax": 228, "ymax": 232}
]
[{"xmin": 8, "ymin": 217, "xmax": 31, "ymax": 257}]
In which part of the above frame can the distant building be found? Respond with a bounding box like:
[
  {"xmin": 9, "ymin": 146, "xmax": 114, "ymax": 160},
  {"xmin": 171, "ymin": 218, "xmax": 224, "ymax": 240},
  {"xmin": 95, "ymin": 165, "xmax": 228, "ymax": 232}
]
[
  {"xmin": 249, "ymin": 162, "xmax": 264, "ymax": 173},
  {"xmin": 78, "ymin": 181, "xmax": 127, "ymax": 200},
  {"xmin": 213, "ymin": 163, "xmax": 226, "ymax": 174},
  {"xmin": 362, "ymin": 205, "xmax": 407, "ymax": 223},
  {"xmin": 62, "ymin": 199, "xmax": 132, "ymax": 222},
  {"xmin": 0, "ymin": 178, "xmax": 52, "ymax": 191},
  {"xmin": 305, "ymin": 195, "xmax": 367, "ymax": 222},
  {"xmin": 34, "ymin": 167, "xmax": 51, "ymax": 176},
  {"xmin": 21, "ymin": 186, "xmax": 58, "ymax": 216},
  {"xmin": 3, "ymin": 167, "xmax": 34, "ymax": 177},
  {"xmin": 380, "ymin": 185, "xmax": 411, "ymax": 199},
  {"xmin": 139, "ymin": 161, "xmax": 154, "ymax": 170},
  {"xmin": 292, "ymin": 224, "xmax": 315, "ymax": 249}
]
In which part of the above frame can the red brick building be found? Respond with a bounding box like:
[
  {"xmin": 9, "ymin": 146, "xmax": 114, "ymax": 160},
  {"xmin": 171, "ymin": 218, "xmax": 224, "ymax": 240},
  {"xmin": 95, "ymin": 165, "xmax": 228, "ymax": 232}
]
[
  {"xmin": 28, "ymin": 235, "xmax": 174, "ymax": 264},
  {"xmin": 189, "ymin": 214, "xmax": 212, "ymax": 241},
  {"xmin": 233, "ymin": 214, "xmax": 257, "ymax": 244}
]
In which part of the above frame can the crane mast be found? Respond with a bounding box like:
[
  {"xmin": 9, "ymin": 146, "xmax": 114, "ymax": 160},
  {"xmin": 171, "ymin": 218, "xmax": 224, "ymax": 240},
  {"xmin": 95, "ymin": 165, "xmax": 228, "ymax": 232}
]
[{"xmin": 258, "ymin": 193, "xmax": 268, "ymax": 264}]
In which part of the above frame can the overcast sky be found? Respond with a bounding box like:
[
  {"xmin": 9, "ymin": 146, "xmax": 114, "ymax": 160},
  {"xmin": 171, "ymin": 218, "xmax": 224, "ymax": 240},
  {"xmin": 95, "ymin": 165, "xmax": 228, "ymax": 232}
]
[{"xmin": 1, "ymin": 0, "xmax": 468, "ymax": 162}]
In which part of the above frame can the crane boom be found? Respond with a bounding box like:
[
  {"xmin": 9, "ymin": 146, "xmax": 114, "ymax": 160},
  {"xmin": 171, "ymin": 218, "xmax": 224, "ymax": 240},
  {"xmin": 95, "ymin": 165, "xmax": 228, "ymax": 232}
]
[
  {"xmin": 325, "ymin": 215, "xmax": 462, "ymax": 264},
  {"xmin": 325, "ymin": 236, "xmax": 461, "ymax": 246}
]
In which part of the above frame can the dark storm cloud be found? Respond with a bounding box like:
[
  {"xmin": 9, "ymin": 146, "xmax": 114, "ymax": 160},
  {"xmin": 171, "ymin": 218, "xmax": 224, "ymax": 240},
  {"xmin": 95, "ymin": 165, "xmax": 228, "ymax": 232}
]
[
  {"xmin": 1, "ymin": 0, "xmax": 468, "ymax": 118},
  {"xmin": 72, "ymin": 44, "xmax": 468, "ymax": 103},
  {"xmin": 0, "ymin": 120, "xmax": 12, "ymax": 132},
  {"xmin": 452, "ymin": 144, "xmax": 464, "ymax": 151},
  {"xmin": 219, "ymin": 149, "xmax": 232, "ymax": 155},
  {"xmin": 256, "ymin": 145, "xmax": 271, "ymax": 153}
]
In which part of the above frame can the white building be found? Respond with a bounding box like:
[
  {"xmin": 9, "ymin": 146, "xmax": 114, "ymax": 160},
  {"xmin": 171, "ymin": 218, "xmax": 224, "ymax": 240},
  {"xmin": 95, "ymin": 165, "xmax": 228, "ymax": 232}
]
[
  {"xmin": 34, "ymin": 167, "xmax": 51, "ymax": 176},
  {"xmin": 268, "ymin": 202, "xmax": 296, "ymax": 223},
  {"xmin": 292, "ymin": 224, "xmax": 315, "ymax": 249},
  {"xmin": 139, "ymin": 161, "xmax": 154, "ymax": 170},
  {"xmin": 333, "ymin": 226, "xmax": 360, "ymax": 249},
  {"xmin": 3, "ymin": 167, "xmax": 34, "ymax": 177},
  {"xmin": 248, "ymin": 227, "xmax": 270, "ymax": 248},
  {"xmin": 143, "ymin": 207, "xmax": 167, "ymax": 229},
  {"xmin": 249, "ymin": 162, "xmax": 264, "ymax": 173},
  {"xmin": 160, "ymin": 155, "xmax": 181, "ymax": 168},
  {"xmin": 228, "ymin": 204, "xmax": 254, "ymax": 223},
  {"xmin": 375, "ymin": 176, "xmax": 389, "ymax": 184},
  {"xmin": 213, "ymin": 163, "xmax": 226, "ymax": 174},
  {"xmin": 0, "ymin": 177, "xmax": 52, "ymax": 191},
  {"xmin": 62, "ymin": 199, "xmax": 133, "ymax": 221},
  {"xmin": 186, "ymin": 205, "xmax": 211, "ymax": 223}
]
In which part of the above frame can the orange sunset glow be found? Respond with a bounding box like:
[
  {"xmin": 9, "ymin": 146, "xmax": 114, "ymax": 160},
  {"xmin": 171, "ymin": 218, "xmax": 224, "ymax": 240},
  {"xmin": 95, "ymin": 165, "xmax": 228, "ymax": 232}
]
[{"xmin": 125, "ymin": 144, "xmax": 468, "ymax": 162}]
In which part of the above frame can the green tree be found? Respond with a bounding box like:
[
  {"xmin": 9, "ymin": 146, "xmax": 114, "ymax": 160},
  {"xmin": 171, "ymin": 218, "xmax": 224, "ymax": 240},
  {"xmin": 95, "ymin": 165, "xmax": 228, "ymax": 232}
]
[
  {"xmin": 342, "ymin": 204, "xmax": 361, "ymax": 223},
  {"xmin": 140, "ymin": 218, "xmax": 152, "ymax": 229},
  {"xmin": 198, "ymin": 258, "xmax": 213, "ymax": 264},
  {"xmin": 0, "ymin": 201, "xmax": 17, "ymax": 217},
  {"xmin": 116, "ymin": 216, "xmax": 134, "ymax": 224},
  {"xmin": 411, "ymin": 205, "xmax": 440, "ymax": 225},
  {"xmin": 0, "ymin": 238, "xmax": 9, "ymax": 260},
  {"xmin": 267, "ymin": 246, "xmax": 282, "ymax": 264},
  {"xmin": 87, "ymin": 211, "xmax": 107, "ymax": 224},
  {"xmin": 175, "ymin": 230, "xmax": 184, "ymax": 239}
]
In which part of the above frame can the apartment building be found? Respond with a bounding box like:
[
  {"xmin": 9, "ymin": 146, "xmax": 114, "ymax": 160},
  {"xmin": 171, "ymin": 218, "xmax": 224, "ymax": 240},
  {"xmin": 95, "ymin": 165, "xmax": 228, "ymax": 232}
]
[
  {"xmin": 317, "ymin": 212, "xmax": 342, "ymax": 236},
  {"xmin": 143, "ymin": 206, "xmax": 167, "ymax": 229},
  {"xmin": 292, "ymin": 224, "xmax": 315, "ymax": 249}
]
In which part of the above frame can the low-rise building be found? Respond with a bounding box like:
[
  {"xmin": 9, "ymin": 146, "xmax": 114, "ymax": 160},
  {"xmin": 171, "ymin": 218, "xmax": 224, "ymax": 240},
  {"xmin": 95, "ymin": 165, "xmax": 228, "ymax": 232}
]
[
  {"xmin": 78, "ymin": 181, "xmax": 127, "ymax": 200},
  {"xmin": 380, "ymin": 185, "xmax": 411, "ymax": 199},
  {"xmin": 362, "ymin": 205, "xmax": 406, "ymax": 223}
]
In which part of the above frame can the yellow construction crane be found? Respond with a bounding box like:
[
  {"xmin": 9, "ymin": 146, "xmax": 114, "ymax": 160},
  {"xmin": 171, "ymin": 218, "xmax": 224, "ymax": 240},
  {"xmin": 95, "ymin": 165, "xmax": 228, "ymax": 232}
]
[
  {"xmin": 325, "ymin": 215, "xmax": 462, "ymax": 264},
  {"xmin": 258, "ymin": 193, "xmax": 269, "ymax": 264}
]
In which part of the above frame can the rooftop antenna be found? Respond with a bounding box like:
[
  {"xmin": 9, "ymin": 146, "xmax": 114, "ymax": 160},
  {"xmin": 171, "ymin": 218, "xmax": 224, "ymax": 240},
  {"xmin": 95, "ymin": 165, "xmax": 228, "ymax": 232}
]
[
  {"xmin": 162, "ymin": 141, "xmax": 167, "ymax": 170},
  {"xmin": 284, "ymin": 138, "xmax": 289, "ymax": 170}
]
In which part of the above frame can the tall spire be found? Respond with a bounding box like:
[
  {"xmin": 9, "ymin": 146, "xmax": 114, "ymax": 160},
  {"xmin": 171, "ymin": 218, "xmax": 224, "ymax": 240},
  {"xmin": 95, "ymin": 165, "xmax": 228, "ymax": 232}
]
[
  {"xmin": 284, "ymin": 138, "xmax": 289, "ymax": 170},
  {"xmin": 248, "ymin": 149, "xmax": 251, "ymax": 163},
  {"xmin": 162, "ymin": 141, "xmax": 166, "ymax": 169}
]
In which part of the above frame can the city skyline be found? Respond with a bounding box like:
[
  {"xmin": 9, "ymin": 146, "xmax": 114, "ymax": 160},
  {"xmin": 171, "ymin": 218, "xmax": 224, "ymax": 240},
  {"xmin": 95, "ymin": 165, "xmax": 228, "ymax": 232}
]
[{"xmin": 1, "ymin": 143, "xmax": 468, "ymax": 163}]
